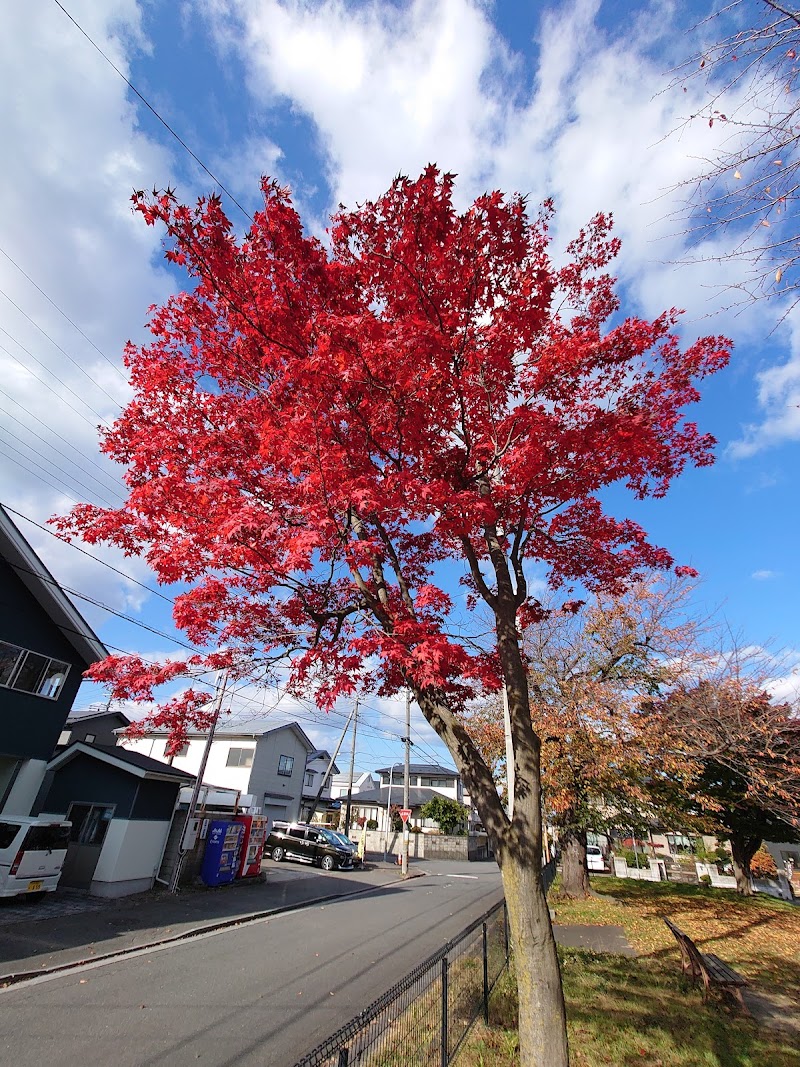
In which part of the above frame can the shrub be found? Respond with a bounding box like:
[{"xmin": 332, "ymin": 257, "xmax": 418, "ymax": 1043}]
[
  {"xmin": 618, "ymin": 847, "xmax": 649, "ymax": 869},
  {"xmin": 699, "ymin": 874, "xmax": 712, "ymax": 886},
  {"xmin": 366, "ymin": 818, "xmax": 378, "ymax": 830},
  {"xmin": 419, "ymin": 795, "xmax": 468, "ymax": 835},
  {"xmin": 410, "ymin": 825, "xmax": 423, "ymax": 833},
  {"xmin": 751, "ymin": 847, "xmax": 778, "ymax": 878}
]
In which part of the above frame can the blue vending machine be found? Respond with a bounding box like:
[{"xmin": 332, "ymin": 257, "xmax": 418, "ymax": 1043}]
[{"xmin": 200, "ymin": 820, "xmax": 245, "ymax": 887}]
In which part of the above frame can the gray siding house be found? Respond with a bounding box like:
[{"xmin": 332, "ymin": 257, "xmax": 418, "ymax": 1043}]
[{"xmin": 123, "ymin": 720, "xmax": 317, "ymax": 828}]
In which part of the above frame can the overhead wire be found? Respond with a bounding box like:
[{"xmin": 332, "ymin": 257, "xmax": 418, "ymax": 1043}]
[
  {"xmin": 0, "ymin": 243, "xmax": 129, "ymax": 384},
  {"xmin": 0, "ymin": 336, "xmax": 113, "ymax": 429},
  {"xmin": 0, "ymin": 387, "xmax": 124, "ymax": 497},
  {"xmin": 0, "ymin": 287, "xmax": 126, "ymax": 407},
  {"xmin": 1, "ymin": 503, "xmax": 173, "ymax": 605},
  {"xmin": 50, "ymin": 0, "xmax": 252, "ymax": 224},
  {"xmin": 0, "ymin": 401, "xmax": 125, "ymax": 502},
  {"xmin": 3, "ymin": 557, "xmax": 202, "ymax": 653},
  {"xmin": 0, "ymin": 432, "xmax": 121, "ymax": 509},
  {"xmin": 0, "ymin": 445, "xmax": 83, "ymax": 505}
]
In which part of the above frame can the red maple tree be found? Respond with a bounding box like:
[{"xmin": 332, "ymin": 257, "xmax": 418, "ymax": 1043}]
[{"xmin": 59, "ymin": 168, "xmax": 730, "ymax": 1066}]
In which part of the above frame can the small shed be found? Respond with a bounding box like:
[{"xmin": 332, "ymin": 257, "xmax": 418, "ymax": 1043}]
[{"xmin": 40, "ymin": 742, "xmax": 194, "ymax": 897}]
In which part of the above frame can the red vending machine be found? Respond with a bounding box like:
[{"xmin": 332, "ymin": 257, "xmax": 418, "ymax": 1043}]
[{"xmin": 235, "ymin": 814, "xmax": 267, "ymax": 878}]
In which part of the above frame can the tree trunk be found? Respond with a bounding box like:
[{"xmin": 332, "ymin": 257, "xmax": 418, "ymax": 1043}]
[
  {"xmin": 729, "ymin": 832, "xmax": 761, "ymax": 896},
  {"xmin": 558, "ymin": 826, "xmax": 590, "ymax": 899},
  {"xmin": 500, "ymin": 848, "xmax": 570, "ymax": 1067}
]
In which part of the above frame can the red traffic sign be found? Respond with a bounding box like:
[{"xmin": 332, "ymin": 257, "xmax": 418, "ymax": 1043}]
[{"xmin": 399, "ymin": 808, "xmax": 412, "ymax": 824}]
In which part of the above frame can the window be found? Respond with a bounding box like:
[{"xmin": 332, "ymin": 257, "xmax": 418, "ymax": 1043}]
[
  {"xmin": 66, "ymin": 804, "xmax": 113, "ymax": 846},
  {"xmin": 22, "ymin": 823, "xmax": 71, "ymax": 850},
  {"xmin": 421, "ymin": 778, "xmax": 452, "ymax": 788},
  {"xmin": 226, "ymin": 747, "xmax": 254, "ymax": 768},
  {"xmin": 172, "ymin": 743, "xmax": 189, "ymax": 758},
  {"xmin": 84, "ymin": 733, "xmax": 96, "ymax": 744},
  {"xmin": 288, "ymin": 826, "xmax": 305, "ymax": 839},
  {"xmin": 0, "ymin": 822, "xmax": 20, "ymax": 849},
  {"xmin": 279, "ymin": 755, "xmax": 296, "ymax": 781},
  {"xmin": 0, "ymin": 641, "xmax": 70, "ymax": 700},
  {"xmin": 57, "ymin": 730, "xmax": 71, "ymax": 746},
  {"xmin": 304, "ymin": 772, "xmax": 314, "ymax": 788}
]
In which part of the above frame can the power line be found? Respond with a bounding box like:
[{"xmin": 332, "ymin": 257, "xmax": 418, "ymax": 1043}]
[
  {"xmin": 0, "ymin": 387, "xmax": 123, "ymax": 497},
  {"xmin": 1, "ymin": 502, "xmax": 173, "ymax": 605},
  {"xmin": 4, "ymin": 556, "xmax": 202, "ymax": 653},
  {"xmin": 0, "ymin": 400, "xmax": 125, "ymax": 501},
  {"xmin": 0, "ymin": 444, "xmax": 86, "ymax": 504},
  {"xmin": 0, "ymin": 243, "xmax": 129, "ymax": 384},
  {"xmin": 0, "ymin": 286, "xmax": 126, "ymax": 407},
  {"xmin": 0, "ymin": 433, "xmax": 120, "ymax": 509},
  {"xmin": 0, "ymin": 336, "xmax": 112, "ymax": 429},
  {"xmin": 51, "ymin": 0, "xmax": 252, "ymax": 223}
]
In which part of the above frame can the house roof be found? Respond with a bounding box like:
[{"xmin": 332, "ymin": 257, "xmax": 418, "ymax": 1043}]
[
  {"xmin": 347, "ymin": 785, "xmax": 456, "ymax": 808},
  {"xmin": 375, "ymin": 763, "xmax": 459, "ymax": 778},
  {"xmin": 47, "ymin": 742, "xmax": 196, "ymax": 783},
  {"xmin": 67, "ymin": 703, "xmax": 131, "ymax": 726},
  {"xmin": 306, "ymin": 750, "xmax": 340, "ymax": 775},
  {"xmin": 0, "ymin": 505, "xmax": 108, "ymax": 666},
  {"xmin": 124, "ymin": 718, "xmax": 316, "ymax": 752}
]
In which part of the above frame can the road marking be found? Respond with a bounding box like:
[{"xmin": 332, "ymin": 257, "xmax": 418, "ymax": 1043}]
[{"xmin": 437, "ymin": 874, "xmax": 479, "ymax": 879}]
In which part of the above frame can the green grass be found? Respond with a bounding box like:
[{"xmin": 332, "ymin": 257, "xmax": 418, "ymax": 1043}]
[{"xmin": 457, "ymin": 879, "xmax": 800, "ymax": 1067}]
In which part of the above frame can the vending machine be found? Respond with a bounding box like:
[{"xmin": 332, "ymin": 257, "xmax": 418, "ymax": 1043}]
[
  {"xmin": 234, "ymin": 814, "xmax": 267, "ymax": 878},
  {"xmin": 200, "ymin": 820, "xmax": 244, "ymax": 887}
]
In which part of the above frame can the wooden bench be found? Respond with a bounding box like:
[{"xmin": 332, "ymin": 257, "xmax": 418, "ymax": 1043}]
[{"xmin": 664, "ymin": 918, "xmax": 748, "ymax": 1010}]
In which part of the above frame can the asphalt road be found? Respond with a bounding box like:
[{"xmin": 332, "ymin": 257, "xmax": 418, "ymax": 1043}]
[{"xmin": 0, "ymin": 861, "xmax": 503, "ymax": 1067}]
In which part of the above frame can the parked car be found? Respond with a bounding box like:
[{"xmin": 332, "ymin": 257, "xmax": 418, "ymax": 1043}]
[
  {"xmin": 0, "ymin": 816, "xmax": 71, "ymax": 898},
  {"xmin": 586, "ymin": 845, "xmax": 606, "ymax": 872},
  {"xmin": 266, "ymin": 822, "xmax": 355, "ymax": 871},
  {"xmin": 330, "ymin": 831, "xmax": 362, "ymax": 866}
]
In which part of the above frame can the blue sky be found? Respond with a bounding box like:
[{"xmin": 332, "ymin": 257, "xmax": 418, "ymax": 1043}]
[{"xmin": 2, "ymin": 0, "xmax": 799, "ymax": 771}]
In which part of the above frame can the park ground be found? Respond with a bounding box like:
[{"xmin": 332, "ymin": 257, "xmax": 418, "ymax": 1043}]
[{"xmin": 461, "ymin": 877, "xmax": 800, "ymax": 1067}]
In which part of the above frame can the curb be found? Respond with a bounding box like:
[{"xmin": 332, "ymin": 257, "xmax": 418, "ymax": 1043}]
[{"xmin": 0, "ymin": 868, "xmax": 426, "ymax": 989}]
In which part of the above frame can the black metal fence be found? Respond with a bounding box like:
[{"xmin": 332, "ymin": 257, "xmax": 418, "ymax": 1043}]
[{"xmin": 293, "ymin": 857, "xmax": 557, "ymax": 1067}]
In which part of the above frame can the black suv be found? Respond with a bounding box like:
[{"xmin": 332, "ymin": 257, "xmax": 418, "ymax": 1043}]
[{"xmin": 266, "ymin": 822, "xmax": 355, "ymax": 871}]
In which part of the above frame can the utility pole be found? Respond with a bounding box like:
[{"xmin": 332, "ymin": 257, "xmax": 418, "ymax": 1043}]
[
  {"xmin": 383, "ymin": 764, "xmax": 394, "ymax": 862},
  {"xmin": 169, "ymin": 667, "xmax": 229, "ymax": 894},
  {"xmin": 305, "ymin": 703, "xmax": 355, "ymax": 825},
  {"xmin": 401, "ymin": 690, "xmax": 411, "ymax": 875},
  {"xmin": 503, "ymin": 686, "xmax": 514, "ymax": 821},
  {"xmin": 343, "ymin": 697, "xmax": 359, "ymax": 835}
]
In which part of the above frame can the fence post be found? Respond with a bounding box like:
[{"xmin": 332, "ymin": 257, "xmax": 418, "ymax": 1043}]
[
  {"xmin": 441, "ymin": 956, "xmax": 449, "ymax": 1067},
  {"xmin": 482, "ymin": 921, "xmax": 489, "ymax": 1024},
  {"xmin": 337, "ymin": 1048, "xmax": 349, "ymax": 1067}
]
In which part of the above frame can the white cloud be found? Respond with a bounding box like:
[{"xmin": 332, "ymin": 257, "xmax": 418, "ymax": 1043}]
[
  {"xmin": 0, "ymin": 0, "xmax": 176, "ymax": 620},
  {"xmin": 201, "ymin": 0, "xmax": 792, "ymax": 383},
  {"xmin": 204, "ymin": 0, "xmax": 512, "ymax": 207},
  {"xmin": 728, "ymin": 316, "xmax": 800, "ymax": 456},
  {"xmin": 751, "ymin": 569, "xmax": 779, "ymax": 581}
]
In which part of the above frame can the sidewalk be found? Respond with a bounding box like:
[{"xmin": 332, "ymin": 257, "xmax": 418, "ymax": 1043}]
[{"xmin": 0, "ymin": 856, "xmax": 418, "ymax": 984}]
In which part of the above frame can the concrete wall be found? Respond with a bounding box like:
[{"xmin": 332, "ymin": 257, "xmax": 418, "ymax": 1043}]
[{"xmin": 359, "ymin": 831, "xmax": 490, "ymax": 861}]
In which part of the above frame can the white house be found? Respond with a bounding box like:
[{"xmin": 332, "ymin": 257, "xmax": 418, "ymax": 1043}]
[
  {"xmin": 375, "ymin": 763, "xmax": 474, "ymax": 812},
  {"xmin": 329, "ymin": 770, "xmax": 379, "ymax": 800},
  {"xmin": 299, "ymin": 749, "xmax": 340, "ymax": 821},
  {"xmin": 121, "ymin": 719, "xmax": 317, "ymax": 828},
  {"xmin": 350, "ymin": 763, "xmax": 473, "ymax": 832}
]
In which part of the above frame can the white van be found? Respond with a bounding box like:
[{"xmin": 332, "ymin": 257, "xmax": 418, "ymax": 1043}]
[
  {"xmin": 586, "ymin": 845, "xmax": 606, "ymax": 871},
  {"xmin": 0, "ymin": 816, "xmax": 71, "ymax": 898}
]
